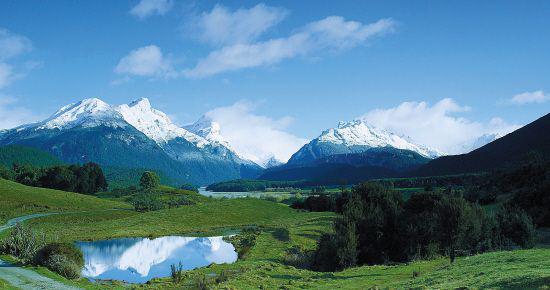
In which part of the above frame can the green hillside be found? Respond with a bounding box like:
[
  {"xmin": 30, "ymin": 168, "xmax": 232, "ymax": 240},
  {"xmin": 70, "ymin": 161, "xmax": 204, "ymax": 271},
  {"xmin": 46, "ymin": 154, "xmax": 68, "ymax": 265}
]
[
  {"xmin": 0, "ymin": 145, "xmax": 62, "ymax": 168},
  {"xmin": 0, "ymin": 178, "xmax": 131, "ymax": 223}
]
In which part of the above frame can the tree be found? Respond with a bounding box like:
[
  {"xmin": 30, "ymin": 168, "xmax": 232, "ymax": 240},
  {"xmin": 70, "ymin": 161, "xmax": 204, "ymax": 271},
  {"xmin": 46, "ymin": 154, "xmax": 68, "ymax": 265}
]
[
  {"xmin": 140, "ymin": 171, "xmax": 160, "ymax": 191},
  {"xmin": 12, "ymin": 163, "xmax": 40, "ymax": 186},
  {"xmin": 39, "ymin": 166, "xmax": 77, "ymax": 192},
  {"xmin": 0, "ymin": 164, "xmax": 12, "ymax": 180}
]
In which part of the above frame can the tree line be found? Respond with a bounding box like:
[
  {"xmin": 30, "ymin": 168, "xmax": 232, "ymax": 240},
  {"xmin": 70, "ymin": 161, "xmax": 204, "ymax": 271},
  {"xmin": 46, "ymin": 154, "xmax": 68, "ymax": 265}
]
[
  {"xmin": 0, "ymin": 162, "xmax": 107, "ymax": 194},
  {"xmin": 310, "ymin": 183, "xmax": 535, "ymax": 272}
]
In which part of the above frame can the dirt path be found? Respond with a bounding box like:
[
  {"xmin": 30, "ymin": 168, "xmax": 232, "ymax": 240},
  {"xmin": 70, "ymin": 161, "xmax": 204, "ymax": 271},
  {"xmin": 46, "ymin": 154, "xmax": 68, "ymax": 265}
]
[{"xmin": 0, "ymin": 214, "xmax": 81, "ymax": 290}]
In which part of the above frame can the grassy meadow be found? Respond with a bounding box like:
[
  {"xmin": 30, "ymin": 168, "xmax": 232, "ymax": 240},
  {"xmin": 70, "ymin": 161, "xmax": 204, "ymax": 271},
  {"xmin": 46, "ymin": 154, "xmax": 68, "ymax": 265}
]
[
  {"xmin": 0, "ymin": 178, "xmax": 131, "ymax": 224},
  {"xmin": 1, "ymin": 178, "xmax": 549, "ymax": 289}
]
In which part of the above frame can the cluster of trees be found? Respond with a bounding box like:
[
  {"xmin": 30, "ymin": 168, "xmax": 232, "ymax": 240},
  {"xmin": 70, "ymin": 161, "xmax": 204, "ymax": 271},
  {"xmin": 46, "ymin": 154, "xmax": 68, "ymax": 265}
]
[
  {"xmin": 130, "ymin": 171, "xmax": 196, "ymax": 212},
  {"xmin": 374, "ymin": 174, "xmax": 486, "ymax": 189},
  {"xmin": 0, "ymin": 163, "xmax": 107, "ymax": 194},
  {"xmin": 206, "ymin": 179, "xmax": 308, "ymax": 192},
  {"xmin": 311, "ymin": 183, "xmax": 535, "ymax": 272},
  {"xmin": 290, "ymin": 193, "xmax": 348, "ymax": 212}
]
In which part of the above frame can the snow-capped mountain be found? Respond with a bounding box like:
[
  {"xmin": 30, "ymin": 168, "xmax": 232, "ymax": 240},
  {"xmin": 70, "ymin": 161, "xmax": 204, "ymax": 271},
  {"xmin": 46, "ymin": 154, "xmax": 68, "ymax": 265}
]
[
  {"xmin": 0, "ymin": 97, "xmax": 262, "ymax": 185},
  {"xmin": 18, "ymin": 98, "xmax": 127, "ymax": 131},
  {"xmin": 115, "ymin": 98, "xmax": 208, "ymax": 147},
  {"xmin": 286, "ymin": 119, "xmax": 442, "ymax": 166},
  {"xmin": 261, "ymin": 156, "xmax": 284, "ymax": 168},
  {"xmin": 458, "ymin": 133, "xmax": 503, "ymax": 154},
  {"xmin": 184, "ymin": 116, "xmax": 231, "ymax": 149}
]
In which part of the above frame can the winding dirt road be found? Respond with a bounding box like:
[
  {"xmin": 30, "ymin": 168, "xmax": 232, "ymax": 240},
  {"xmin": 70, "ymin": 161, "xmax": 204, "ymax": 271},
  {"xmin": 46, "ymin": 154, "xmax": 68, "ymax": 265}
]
[{"xmin": 0, "ymin": 213, "xmax": 81, "ymax": 290}]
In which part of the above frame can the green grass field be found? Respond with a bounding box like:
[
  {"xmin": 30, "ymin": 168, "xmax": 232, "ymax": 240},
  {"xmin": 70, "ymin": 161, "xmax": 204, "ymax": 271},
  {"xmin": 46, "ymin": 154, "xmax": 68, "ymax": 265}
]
[
  {"xmin": 0, "ymin": 179, "xmax": 131, "ymax": 223},
  {"xmin": 1, "ymin": 179, "xmax": 550, "ymax": 289}
]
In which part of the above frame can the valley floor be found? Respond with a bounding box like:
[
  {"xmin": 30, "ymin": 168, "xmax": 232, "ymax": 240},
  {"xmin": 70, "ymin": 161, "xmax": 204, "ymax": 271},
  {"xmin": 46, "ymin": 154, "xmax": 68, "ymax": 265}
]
[{"xmin": 1, "ymin": 180, "xmax": 549, "ymax": 289}]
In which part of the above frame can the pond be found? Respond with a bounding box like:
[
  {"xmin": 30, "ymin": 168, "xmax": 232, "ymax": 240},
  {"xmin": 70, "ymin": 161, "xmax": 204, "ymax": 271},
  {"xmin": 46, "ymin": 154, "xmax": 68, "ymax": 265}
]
[{"xmin": 76, "ymin": 236, "xmax": 238, "ymax": 284}]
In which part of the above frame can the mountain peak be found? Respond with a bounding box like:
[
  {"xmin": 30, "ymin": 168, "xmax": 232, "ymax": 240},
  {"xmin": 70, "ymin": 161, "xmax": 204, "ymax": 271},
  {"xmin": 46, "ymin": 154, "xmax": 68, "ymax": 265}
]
[
  {"xmin": 317, "ymin": 119, "xmax": 442, "ymax": 158},
  {"xmin": 34, "ymin": 97, "xmax": 124, "ymax": 130},
  {"xmin": 128, "ymin": 98, "xmax": 151, "ymax": 110},
  {"xmin": 185, "ymin": 116, "xmax": 228, "ymax": 146},
  {"xmin": 116, "ymin": 99, "xmax": 208, "ymax": 146}
]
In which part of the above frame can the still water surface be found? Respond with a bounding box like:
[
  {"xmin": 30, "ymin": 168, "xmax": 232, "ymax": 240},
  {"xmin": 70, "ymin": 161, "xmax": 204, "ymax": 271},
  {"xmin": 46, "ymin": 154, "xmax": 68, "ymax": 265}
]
[{"xmin": 76, "ymin": 236, "xmax": 237, "ymax": 283}]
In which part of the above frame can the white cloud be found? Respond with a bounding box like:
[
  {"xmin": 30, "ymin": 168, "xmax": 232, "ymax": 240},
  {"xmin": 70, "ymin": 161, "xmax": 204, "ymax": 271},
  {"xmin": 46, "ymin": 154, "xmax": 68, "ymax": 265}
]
[
  {"xmin": 115, "ymin": 45, "xmax": 176, "ymax": 79},
  {"xmin": 510, "ymin": 90, "xmax": 549, "ymax": 105},
  {"xmin": 0, "ymin": 28, "xmax": 32, "ymax": 61},
  {"xmin": 203, "ymin": 101, "xmax": 307, "ymax": 164},
  {"xmin": 0, "ymin": 28, "xmax": 33, "ymax": 89},
  {"xmin": 130, "ymin": 0, "xmax": 173, "ymax": 19},
  {"xmin": 184, "ymin": 17, "xmax": 396, "ymax": 78},
  {"xmin": 361, "ymin": 98, "xmax": 520, "ymax": 154},
  {"xmin": 0, "ymin": 63, "xmax": 14, "ymax": 89},
  {"xmin": 187, "ymin": 3, "xmax": 288, "ymax": 46},
  {"xmin": 0, "ymin": 95, "xmax": 40, "ymax": 130}
]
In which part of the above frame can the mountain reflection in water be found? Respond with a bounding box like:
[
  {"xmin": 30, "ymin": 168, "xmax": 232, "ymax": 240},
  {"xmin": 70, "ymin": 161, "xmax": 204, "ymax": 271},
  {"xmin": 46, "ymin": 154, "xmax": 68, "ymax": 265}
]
[{"xmin": 76, "ymin": 236, "xmax": 237, "ymax": 283}]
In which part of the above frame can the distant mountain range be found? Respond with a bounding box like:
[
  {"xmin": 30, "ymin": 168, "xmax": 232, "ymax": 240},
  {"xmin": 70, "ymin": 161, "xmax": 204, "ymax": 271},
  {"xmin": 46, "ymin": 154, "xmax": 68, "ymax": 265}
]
[
  {"xmin": 1, "ymin": 97, "xmax": 537, "ymax": 186},
  {"xmin": 260, "ymin": 120, "xmax": 439, "ymax": 182},
  {"xmin": 412, "ymin": 113, "xmax": 550, "ymax": 176},
  {"xmin": 0, "ymin": 98, "xmax": 262, "ymax": 185}
]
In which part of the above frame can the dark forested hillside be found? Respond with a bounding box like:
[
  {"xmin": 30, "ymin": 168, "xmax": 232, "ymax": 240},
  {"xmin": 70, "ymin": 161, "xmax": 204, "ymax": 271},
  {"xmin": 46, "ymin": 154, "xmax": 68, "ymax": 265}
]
[
  {"xmin": 413, "ymin": 113, "xmax": 550, "ymax": 176},
  {"xmin": 0, "ymin": 145, "xmax": 63, "ymax": 167}
]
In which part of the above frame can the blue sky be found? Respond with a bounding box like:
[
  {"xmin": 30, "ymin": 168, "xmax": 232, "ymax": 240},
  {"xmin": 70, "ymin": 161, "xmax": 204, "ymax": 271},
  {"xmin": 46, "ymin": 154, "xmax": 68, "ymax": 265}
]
[{"xmin": 0, "ymin": 0, "xmax": 549, "ymax": 159}]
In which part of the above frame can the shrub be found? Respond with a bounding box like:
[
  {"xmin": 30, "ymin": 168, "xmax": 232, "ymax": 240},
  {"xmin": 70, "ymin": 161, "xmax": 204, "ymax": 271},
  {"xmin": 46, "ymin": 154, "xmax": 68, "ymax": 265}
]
[
  {"xmin": 225, "ymin": 227, "xmax": 261, "ymax": 259},
  {"xmin": 35, "ymin": 243, "xmax": 84, "ymax": 268},
  {"xmin": 215, "ymin": 269, "xmax": 229, "ymax": 284},
  {"xmin": 195, "ymin": 273, "xmax": 210, "ymax": 290},
  {"xmin": 44, "ymin": 254, "xmax": 82, "ymax": 279},
  {"xmin": 496, "ymin": 206, "xmax": 536, "ymax": 248},
  {"xmin": 272, "ymin": 228, "xmax": 290, "ymax": 242},
  {"xmin": 35, "ymin": 242, "xmax": 84, "ymax": 279},
  {"xmin": 131, "ymin": 193, "xmax": 164, "ymax": 212},
  {"xmin": 283, "ymin": 245, "xmax": 313, "ymax": 269},
  {"xmin": 167, "ymin": 195, "xmax": 194, "ymax": 208},
  {"xmin": 0, "ymin": 223, "xmax": 45, "ymax": 263},
  {"xmin": 170, "ymin": 262, "xmax": 184, "ymax": 284}
]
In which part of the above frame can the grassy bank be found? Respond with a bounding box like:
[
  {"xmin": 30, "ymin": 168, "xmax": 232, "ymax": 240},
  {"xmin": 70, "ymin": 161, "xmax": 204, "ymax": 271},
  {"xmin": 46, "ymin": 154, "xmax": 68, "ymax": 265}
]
[{"xmin": 0, "ymin": 178, "xmax": 131, "ymax": 223}]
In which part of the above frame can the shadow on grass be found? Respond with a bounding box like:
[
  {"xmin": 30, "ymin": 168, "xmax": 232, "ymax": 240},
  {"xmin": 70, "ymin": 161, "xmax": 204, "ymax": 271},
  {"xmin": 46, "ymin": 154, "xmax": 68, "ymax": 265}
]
[{"xmin": 484, "ymin": 276, "xmax": 550, "ymax": 289}]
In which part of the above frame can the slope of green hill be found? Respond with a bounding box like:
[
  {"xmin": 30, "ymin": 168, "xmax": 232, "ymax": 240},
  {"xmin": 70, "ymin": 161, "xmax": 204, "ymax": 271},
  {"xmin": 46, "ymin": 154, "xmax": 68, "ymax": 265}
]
[
  {"xmin": 0, "ymin": 145, "xmax": 62, "ymax": 168},
  {"xmin": 414, "ymin": 113, "xmax": 550, "ymax": 176},
  {"xmin": 0, "ymin": 178, "xmax": 131, "ymax": 223}
]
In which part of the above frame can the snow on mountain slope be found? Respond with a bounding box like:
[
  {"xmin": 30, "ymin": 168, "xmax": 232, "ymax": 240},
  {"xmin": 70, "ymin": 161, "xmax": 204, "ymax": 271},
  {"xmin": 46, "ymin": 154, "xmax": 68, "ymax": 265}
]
[
  {"xmin": 262, "ymin": 156, "xmax": 284, "ymax": 168},
  {"xmin": 459, "ymin": 133, "xmax": 503, "ymax": 154},
  {"xmin": 184, "ymin": 116, "xmax": 230, "ymax": 148},
  {"xmin": 317, "ymin": 120, "xmax": 442, "ymax": 158},
  {"xmin": 115, "ymin": 98, "xmax": 208, "ymax": 147},
  {"xmin": 19, "ymin": 98, "xmax": 127, "ymax": 131}
]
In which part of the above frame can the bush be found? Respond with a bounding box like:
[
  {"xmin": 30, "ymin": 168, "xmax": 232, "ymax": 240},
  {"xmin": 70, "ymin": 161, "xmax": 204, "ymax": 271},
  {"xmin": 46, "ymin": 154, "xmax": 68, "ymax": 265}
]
[
  {"xmin": 272, "ymin": 228, "xmax": 290, "ymax": 242},
  {"xmin": 170, "ymin": 262, "xmax": 184, "ymax": 284},
  {"xmin": 195, "ymin": 273, "xmax": 210, "ymax": 290},
  {"xmin": 36, "ymin": 243, "xmax": 84, "ymax": 279},
  {"xmin": 35, "ymin": 243, "xmax": 84, "ymax": 268},
  {"xmin": 496, "ymin": 206, "xmax": 536, "ymax": 248},
  {"xmin": 215, "ymin": 269, "xmax": 229, "ymax": 284},
  {"xmin": 283, "ymin": 245, "xmax": 313, "ymax": 269},
  {"xmin": 44, "ymin": 254, "xmax": 82, "ymax": 279},
  {"xmin": 0, "ymin": 223, "xmax": 45, "ymax": 263},
  {"xmin": 131, "ymin": 193, "xmax": 165, "ymax": 212},
  {"xmin": 225, "ymin": 226, "xmax": 261, "ymax": 259}
]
